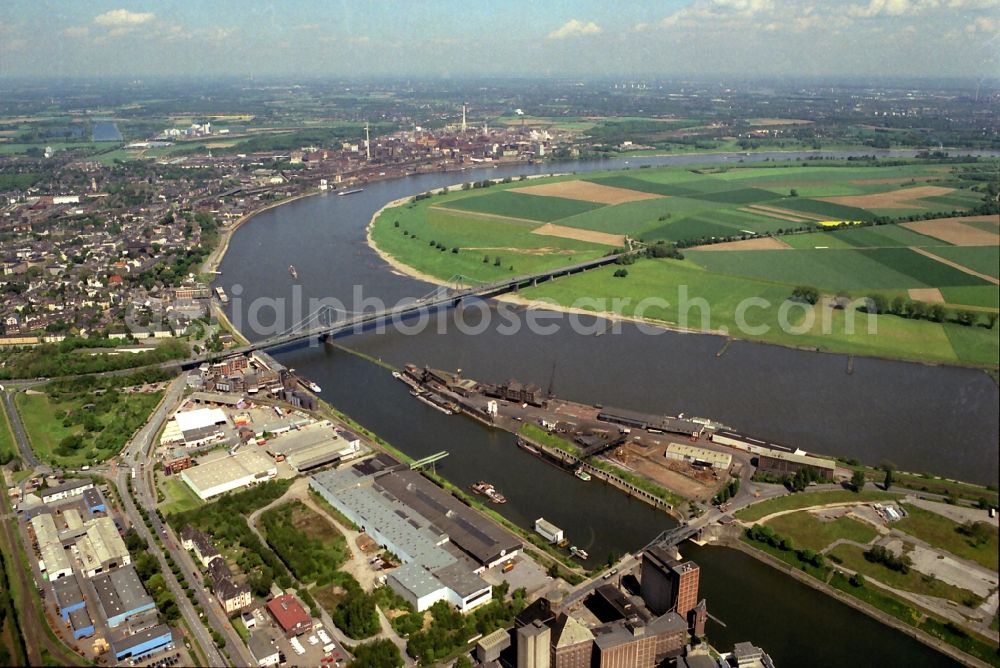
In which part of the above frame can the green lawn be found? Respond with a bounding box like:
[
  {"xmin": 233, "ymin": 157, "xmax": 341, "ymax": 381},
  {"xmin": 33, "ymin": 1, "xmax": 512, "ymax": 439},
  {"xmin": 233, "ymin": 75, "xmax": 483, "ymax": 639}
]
[
  {"xmin": 828, "ymin": 543, "xmax": 984, "ymax": 607},
  {"xmin": 765, "ymin": 510, "xmax": 878, "ymax": 552},
  {"xmin": 160, "ymin": 476, "xmax": 203, "ymax": 515},
  {"xmin": 737, "ymin": 490, "xmax": 900, "ymax": 522},
  {"xmin": 895, "ymin": 504, "xmax": 999, "ymax": 571},
  {"xmin": 439, "ymin": 191, "xmax": 603, "ymax": 221}
]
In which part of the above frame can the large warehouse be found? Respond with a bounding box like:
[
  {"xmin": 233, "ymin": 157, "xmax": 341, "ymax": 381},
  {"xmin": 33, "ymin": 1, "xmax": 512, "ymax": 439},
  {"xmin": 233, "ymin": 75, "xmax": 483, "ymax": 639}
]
[
  {"xmin": 310, "ymin": 454, "xmax": 521, "ymax": 613},
  {"xmin": 92, "ymin": 566, "xmax": 156, "ymax": 628},
  {"xmin": 664, "ymin": 443, "xmax": 732, "ymax": 470},
  {"xmin": 29, "ymin": 513, "xmax": 72, "ymax": 580},
  {"xmin": 265, "ymin": 422, "xmax": 364, "ymax": 473},
  {"xmin": 180, "ymin": 449, "xmax": 277, "ymax": 500}
]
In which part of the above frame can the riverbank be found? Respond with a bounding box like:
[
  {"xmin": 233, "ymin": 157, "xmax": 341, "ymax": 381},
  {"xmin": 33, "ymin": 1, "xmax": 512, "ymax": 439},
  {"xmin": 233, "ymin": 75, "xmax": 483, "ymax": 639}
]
[{"xmin": 725, "ymin": 537, "xmax": 996, "ymax": 668}]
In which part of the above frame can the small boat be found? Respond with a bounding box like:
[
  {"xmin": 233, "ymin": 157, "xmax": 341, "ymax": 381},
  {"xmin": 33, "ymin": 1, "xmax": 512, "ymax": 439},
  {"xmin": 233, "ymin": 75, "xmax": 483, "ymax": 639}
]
[
  {"xmin": 570, "ymin": 546, "xmax": 589, "ymax": 560},
  {"xmin": 556, "ymin": 539, "xmax": 570, "ymax": 548},
  {"xmin": 298, "ymin": 376, "xmax": 321, "ymax": 392},
  {"xmin": 391, "ymin": 371, "xmax": 402, "ymax": 379},
  {"xmin": 289, "ymin": 265, "xmax": 298, "ymax": 279},
  {"xmin": 471, "ymin": 481, "xmax": 507, "ymax": 504},
  {"xmin": 574, "ymin": 469, "xmax": 591, "ymax": 482},
  {"xmin": 214, "ymin": 286, "xmax": 229, "ymax": 303},
  {"xmin": 338, "ymin": 188, "xmax": 364, "ymax": 196}
]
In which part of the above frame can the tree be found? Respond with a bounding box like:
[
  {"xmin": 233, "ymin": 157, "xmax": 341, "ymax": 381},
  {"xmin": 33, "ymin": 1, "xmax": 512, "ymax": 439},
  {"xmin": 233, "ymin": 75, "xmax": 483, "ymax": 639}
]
[
  {"xmin": 956, "ymin": 310, "xmax": 977, "ymax": 326},
  {"xmin": 851, "ymin": 469, "xmax": 866, "ymax": 492},
  {"xmin": 987, "ymin": 313, "xmax": 998, "ymax": 330},
  {"xmin": 866, "ymin": 294, "xmax": 887, "ymax": 314},
  {"xmin": 928, "ymin": 304, "xmax": 946, "ymax": 323},
  {"xmin": 791, "ymin": 285, "xmax": 819, "ymax": 305},
  {"xmin": 883, "ymin": 467, "xmax": 894, "ymax": 491},
  {"xmin": 790, "ymin": 188, "xmax": 799, "ymax": 197}
]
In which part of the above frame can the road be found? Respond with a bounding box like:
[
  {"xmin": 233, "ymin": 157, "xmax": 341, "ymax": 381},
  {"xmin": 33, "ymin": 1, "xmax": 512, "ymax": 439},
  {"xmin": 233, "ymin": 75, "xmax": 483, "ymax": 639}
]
[
  {"xmin": 2, "ymin": 390, "xmax": 41, "ymax": 468},
  {"xmin": 111, "ymin": 376, "xmax": 249, "ymax": 668}
]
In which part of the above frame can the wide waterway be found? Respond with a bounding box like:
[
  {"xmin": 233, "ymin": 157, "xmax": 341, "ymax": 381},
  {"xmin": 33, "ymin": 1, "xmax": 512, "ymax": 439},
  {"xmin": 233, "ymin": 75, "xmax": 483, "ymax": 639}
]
[{"xmin": 218, "ymin": 151, "xmax": 993, "ymax": 666}]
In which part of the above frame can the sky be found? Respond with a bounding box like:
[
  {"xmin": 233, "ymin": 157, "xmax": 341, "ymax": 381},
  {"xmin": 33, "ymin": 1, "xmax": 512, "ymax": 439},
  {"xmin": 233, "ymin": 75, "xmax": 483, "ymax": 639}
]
[{"xmin": 0, "ymin": 0, "xmax": 998, "ymax": 80}]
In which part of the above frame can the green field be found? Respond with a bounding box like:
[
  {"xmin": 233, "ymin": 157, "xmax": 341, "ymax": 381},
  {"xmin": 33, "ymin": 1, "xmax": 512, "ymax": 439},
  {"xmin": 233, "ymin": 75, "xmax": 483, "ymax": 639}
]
[
  {"xmin": 14, "ymin": 389, "xmax": 162, "ymax": 468},
  {"xmin": 439, "ymin": 191, "xmax": 602, "ymax": 221},
  {"xmin": 828, "ymin": 543, "xmax": 984, "ymax": 606},
  {"xmin": 160, "ymin": 476, "xmax": 203, "ymax": 515},
  {"xmin": 925, "ymin": 246, "xmax": 1000, "ymax": 279},
  {"xmin": 371, "ymin": 161, "xmax": 998, "ymax": 365},
  {"xmin": 737, "ymin": 490, "xmax": 900, "ymax": 522},
  {"xmin": 895, "ymin": 504, "xmax": 999, "ymax": 571},
  {"xmin": 765, "ymin": 510, "xmax": 878, "ymax": 552}
]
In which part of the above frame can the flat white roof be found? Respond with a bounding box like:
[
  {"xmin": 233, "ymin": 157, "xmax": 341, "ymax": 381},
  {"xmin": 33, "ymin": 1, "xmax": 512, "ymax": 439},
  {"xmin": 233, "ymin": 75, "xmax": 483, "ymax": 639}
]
[
  {"xmin": 182, "ymin": 449, "xmax": 276, "ymax": 495},
  {"xmin": 174, "ymin": 408, "xmax": 228, "ymax": 433}
]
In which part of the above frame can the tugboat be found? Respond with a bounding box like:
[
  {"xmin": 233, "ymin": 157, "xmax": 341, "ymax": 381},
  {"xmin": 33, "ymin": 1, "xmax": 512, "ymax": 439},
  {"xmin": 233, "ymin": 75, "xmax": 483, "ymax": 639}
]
[
  {"xmin": 569, "ymin": 546, "xmax": 589, "ymax": 560},
  {"xmin": 471, "ymin": 481, "xmax": 507, "ymax": 504},
  {"xmin": 574, "ymin": 468, "xmax": 592, "ymax": 482},
  {"xmin": 289, "ymin": 265, "xmax": 298, "ymax": 279}
]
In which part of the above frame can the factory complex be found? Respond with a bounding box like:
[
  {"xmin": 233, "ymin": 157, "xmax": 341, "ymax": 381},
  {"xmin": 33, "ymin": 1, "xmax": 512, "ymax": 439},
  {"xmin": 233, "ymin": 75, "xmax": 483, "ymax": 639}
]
[
  {"xmin": 310, "ymin": 453, "xmax": 522, "ymax": 613},
  {"xmin": 18, "ymin": 480, "xmax": 177, "ymax": 663}
]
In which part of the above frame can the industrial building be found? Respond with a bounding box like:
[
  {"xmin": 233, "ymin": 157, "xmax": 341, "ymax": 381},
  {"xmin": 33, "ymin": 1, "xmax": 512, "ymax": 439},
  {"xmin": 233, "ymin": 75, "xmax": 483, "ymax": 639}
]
[
  {"xmin": 596, "ymin": 408, "xmax": 702, "ymax": 437},
  {"xmin": 180, "ymin": 448, "xmax": 277, "ymax": 500},
  {"xmin": 664, "ymin": 443, "xmax": 732, "ymax": 470},
  {"xmin": 266, "ymin": 594, "xmax": 313, "ymax": 637},
  {"xmin": 82, "ymin": 487, "xmax": 106, "ymax": 513},
  {"xmin": 640, "ymin": 546, "xmax": 702, "ymax": 618},
  {"xmin": 517, "ymin": 620, "xmax": 551, "ymax": 668},
  {"xmin": 551, "ymin": 613, "xmax": 595, "ymax": 667},
  {"xmin": 264, "ymin": 422, "xmax": 363, "ymax": 472},
  {"xmin": 39, "ymin": 478, "xmax": 94, "ymax": 504},
  {"xmin": 310, "ymin": 454, "xmax": 521, "ymax": 613},
  {"xmin": 68, "ymin": 607, "xmax": 95, "ymax": 640},
  {"xmin": 475, "ymin": 628, "xmax": 511, "ymax": 664},
  {"xmin": 591, "ymin": 613, "xmax": 687, "ymax": 667},
  {"xmin": 92, "ymin": 566, "xmax": 156, "ymax": 628},
  {"xmin": 29, "ymin": 513, "xmax": 72, "ymax": 580},
  {"xmin": 162, "ymin": 406, "xmax": 229, "ymax": 447},
  {"xmin": 76, "ymin": 516, "xmax": 131, "ymax": 577},
  {"xmin": 755, "ymin": 448, "xmax": 835, "ymax": 481},
  {"xmin": 110, "ymin": 624, "xmax": 173, "ymax": 662},
  {"xmin": 53, "ymin": 576, "xmax": 86, "ymax": 621}
]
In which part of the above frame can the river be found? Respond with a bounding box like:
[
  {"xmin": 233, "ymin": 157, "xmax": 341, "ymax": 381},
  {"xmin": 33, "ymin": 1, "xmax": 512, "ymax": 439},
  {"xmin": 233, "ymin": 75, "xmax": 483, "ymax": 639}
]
[{"xmin": 217, "ymin": 151, "xmax": 993, "ymax": 666}]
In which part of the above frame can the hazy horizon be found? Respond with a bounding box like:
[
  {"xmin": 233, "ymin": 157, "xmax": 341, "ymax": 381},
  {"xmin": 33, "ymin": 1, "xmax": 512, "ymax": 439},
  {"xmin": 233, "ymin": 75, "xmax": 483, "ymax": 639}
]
[{"xmin": 1, "ymin": 1, "xmax": 998, "ymax": 81}]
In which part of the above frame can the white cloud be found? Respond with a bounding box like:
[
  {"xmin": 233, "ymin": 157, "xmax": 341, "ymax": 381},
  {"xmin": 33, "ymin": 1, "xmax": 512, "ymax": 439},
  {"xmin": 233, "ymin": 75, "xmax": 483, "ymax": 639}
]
[
  {"xmin": 93, "ymin": 9, "xmax": 155, "ymax": 27},
  {"xmin": 62, "ymin": 26, "xmax": 89, "ymax": 38},
  {"xmin": 632, "ymin": 22, "xmax": 649, "ymax": 32},
  {"xmin": 547, "ymin": 19, "xmax": 602, "ymax": 40},
  {"xmin": 347, "ymin": 36, "xmax": 371, "ymax": 45}
]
